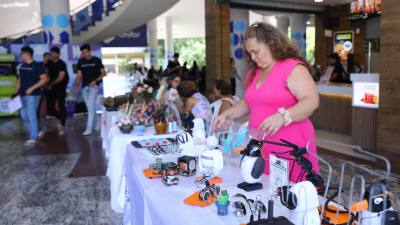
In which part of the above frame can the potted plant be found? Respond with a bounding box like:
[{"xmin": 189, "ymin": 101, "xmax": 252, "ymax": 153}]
[
  {"xmin": 132, "ymin": 102, "xmax": 153, "ymax": 136},
  {"xmin": 215, "ymin": 189, "xmax": 230, "ymax": 216},
  {"xmin": 118, "ymin": 116, "xmax": 133, "ymax": 134},
  {"xmin": 137, "ymin": 84, "xmax": 154, "ymax": 104}
]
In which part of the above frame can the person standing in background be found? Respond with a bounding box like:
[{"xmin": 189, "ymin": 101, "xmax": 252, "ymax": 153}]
[
  {"xmin": 46, "ymin": 47, "xmax": 69, "ymax": 135},
  {"xmin": 37, "ymin": 53, "xmax": 50, "ymax": 117},
  {"xmin": 167, "ymin": 53, "xmax": 181, "ymax": 75},
  {"xmin": 230, "ymin": 58, "xmax": 242, "ymax": 96},
  {"xmin": 13, "ymin": 47, "xmax": 47, "ymax": 145},
  {"xmin": 75, "ymin": 44, "xmax": 106, "ymax": 136}
]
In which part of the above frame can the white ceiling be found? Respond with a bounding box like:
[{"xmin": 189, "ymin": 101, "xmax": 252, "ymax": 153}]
[{"xmin": 156, "ymin": 0, "xmax": 205, "ymax": 39}]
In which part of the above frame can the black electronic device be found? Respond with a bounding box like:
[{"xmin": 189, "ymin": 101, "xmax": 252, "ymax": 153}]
[
  {"xmin": 178, "ymin": 155, "xmax": 196, "ymax": 177},
  {"xmin": 199, "ymin": 180, "xmax": 220, "ymax": 202},
  {"xmin": 247, "ymin": 200, "xmax": 294, "ymax": 225}
]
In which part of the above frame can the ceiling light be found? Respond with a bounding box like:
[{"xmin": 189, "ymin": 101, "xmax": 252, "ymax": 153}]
[
  {"xmin": 314, "ymin": 0, "xmax": 323, "ymax": 2},
  {"xmin": 307, "ymin": 21, "xmax": 311, "ymax": 24}
]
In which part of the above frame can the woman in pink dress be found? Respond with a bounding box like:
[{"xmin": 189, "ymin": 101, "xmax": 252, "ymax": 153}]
[{"xmin": 212, "ymin": 22, "xmax": 320, "ymax": 183}]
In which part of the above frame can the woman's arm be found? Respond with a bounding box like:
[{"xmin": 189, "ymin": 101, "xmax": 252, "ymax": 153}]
[
  {"xmin": 212, "ymin": 99, "xmax": 250, "ymax": 132},
  {"xmin": 259, "ymin": 64, "xmax": 319, "ymax": 136},
  {"xmin": 218, "ymin": 101, "xmax": 232, "ymax": 116},
  {"xmin": 174, "ymin": 97, "xmax": 197, "ymax": 114}
]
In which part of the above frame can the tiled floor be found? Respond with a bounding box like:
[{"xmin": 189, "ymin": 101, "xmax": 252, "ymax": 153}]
[
  {"xmin": 0, "ymin": 115, "xmax": 122, "ymax": 225},
  {"xmin": 0, "ymin": 115, "xmax": 398, "ymax": 224}
]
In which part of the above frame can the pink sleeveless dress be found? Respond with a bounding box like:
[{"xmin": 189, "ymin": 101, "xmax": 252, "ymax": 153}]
[{"xmin": 244, "ymin": 59, "xmax": 319, "ymax": 183}]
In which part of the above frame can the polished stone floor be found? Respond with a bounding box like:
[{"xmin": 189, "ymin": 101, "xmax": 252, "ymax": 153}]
[
  {"xmin": 0, "ymin": 115, "xmax": 398, "ymax": 224},
  {"xmin": 0, "ymin": 115, "xmax": 122, "ymax": 225}
]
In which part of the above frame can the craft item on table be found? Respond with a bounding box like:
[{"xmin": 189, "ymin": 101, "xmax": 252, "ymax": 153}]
[
  {"xmin": 233, "ymin": 128, "xmax": 248, "ymax": 146},
  {"xmin": 274, "ymin": 181, "xmax": 320, "ymax": 225},
  {"xmin": 172, "ymin": 121, "xmax": 178, "ymax": 132},
  {"xmin": 349, "ymin": 180, "xmax": 399, "ymax": 225},
  {"xmin": 176, "ymin": 132, "xmax": 196, "ymax": 156},
  {"xmin": 199, "ymin": 180, "xmax": 221, "ymax": 202},
  {"xmin": 180, "ymin": 111, "xmax": 195, "ymax": 134},
  {"xmin": 215, "ymin": 190, "xmax": 230, "ymax": 216},
  {"xmin": 191, "ymin": 118, "xmax": 206, "ymax": 145},
  {"xmin": 144, "ymin": 143, "xmax": 180, "ymax": 157},
  {"xmin": 131, "ymin": 138, "xmax": 174, "ymax": 148},
  {"xmin": 196, "ymin": 136, "xmax": 223, "ymax": 184},
  {"xmin": 220, "ymin": 135, "xmax": 233, "ymax": 152},
  {"xmin": 178, "ymin": 155, "xmax": 196, "ymax": 177},
  {"xmin": 143, "ymin": 158, "xmax": 163, "ymax": 179},
  {"xmin": 161, "ymin": 162, "xmax": 179, "ymax": 186},
  {"xmin": 262, "ymin": 139, "xmax": 324, "ymax": 186},
  {"xmin": 234, "ymin": 139, "xmax": 265, "ymax": 191}
]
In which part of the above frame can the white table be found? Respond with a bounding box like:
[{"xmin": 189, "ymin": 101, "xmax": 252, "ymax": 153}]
[
  {"xmin": 100, "ymin": 108, "xmax": 118, "ymax": 158},
  {"xmin": 123, "ymin": 144, "xmax": 340, "ymax": 225},
  {"xmin": 107, "ymin": 126, "xmax": 181, "ymax": 214}
]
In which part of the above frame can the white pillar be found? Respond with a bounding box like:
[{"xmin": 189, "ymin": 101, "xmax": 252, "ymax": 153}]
[
  {"xmin": 147, "ymin": 18, "xmax": 159, "ymax": 70},
  {"xmin": 164, "ymin": 17, "xmax": 174, "ymax": 64},
  {"xmin": 276, "ymin": 16, "xmax": 289, "ymax": 35},
  {"xmin": 40, "ymin": 0, "xmax": 72, "ymax": 44},
  {"xmin": 290, "ymin": 14, "xmax": 307, "ymax": 58}
]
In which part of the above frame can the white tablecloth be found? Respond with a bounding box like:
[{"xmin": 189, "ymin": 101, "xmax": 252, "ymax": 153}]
[
  {"xmin": 100, "ymin": 109, "xmax": 118, "ymax": 158},
  {"xmin": 107, "ymin": 126, "xmax": 181, "ymax": 213},
  {"xmin": 123, "ymin": 144, "xmax": 337, "ymax": 225}
]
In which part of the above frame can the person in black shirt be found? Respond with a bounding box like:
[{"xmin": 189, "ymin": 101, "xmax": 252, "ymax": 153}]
[
  {"xmin": 167, "ymin": 52, "xmax": 181, "ymax": 75},
  {"xmin": 328, "ymin": 53, "xmax": 347, "ymax": 83},
  {"xmin": 75, "ymin": 44, "xmax": 106, "ymax": 136},
  {"xmin": 13, "ymin": 47, "xmax": 47, "ymax": 145},
  {"xmin": 46, "ymin": 47, "xmax": 69, "ymax": 135}
]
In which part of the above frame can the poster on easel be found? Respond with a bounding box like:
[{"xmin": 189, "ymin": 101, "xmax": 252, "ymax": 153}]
[{"xmin": 269, "ymin": 154, "xmax": 289, "ymax": 199}]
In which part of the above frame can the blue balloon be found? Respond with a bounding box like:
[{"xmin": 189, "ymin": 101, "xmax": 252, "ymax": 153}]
[
  {"xmin": 235, "ymin": 48, "xmax": 244, "ymax": 59},
  {"xmin": 230, "ymin": 34, "xmax": 239, "ymax": 46},
  {"xmin": 56, "ymin": 14, "xmax": 69, "ymax": 28},
  {"xmin": 42, "ymin": 14, "xmax": 54, "ymax": 28},
  {"xmin": 234, "ymin": 21, "xmax": 245, "ymax": 31},
  {"xmin": 295, "ymin": 32, "xmax": 302, "ymax": 40},
  {"xmin": 230, "ymin": 21, "xmax": 234, "ymax": 33}
]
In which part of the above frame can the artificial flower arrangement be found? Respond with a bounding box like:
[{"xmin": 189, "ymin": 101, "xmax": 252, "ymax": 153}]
[
  {"xmin": 137, "ymin": 84, "xmax": 155, "ymax": 101},
  {"xmin": 129, "ymin": 69, "xmax": 145, "ymax": 87},
  {"xmin": 132, "ymin": 101, "xmax": 153, "ymax": 126},
  {"xmin": 155, "ymin": 78, "xmax": 168, "ymax": 102}
]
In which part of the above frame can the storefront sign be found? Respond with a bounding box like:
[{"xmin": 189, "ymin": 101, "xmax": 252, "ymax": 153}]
[
  {"xmin": 334, "ymin": 31, "xmax": 354, "ymax": 63},
  {"xmin": 349, "ymin": 0, "xmax": 381, "ymax": 22},
  {"xmin": 353, "ymin": 82, "xmax": 379, "ymax": 109},
  {"xmin": 102, "ymin": 24, "xmax": 147, "ymax": 47}
]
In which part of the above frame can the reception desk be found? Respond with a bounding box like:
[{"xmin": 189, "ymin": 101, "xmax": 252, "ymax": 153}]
[{"xmin": 310, "ymin": 82, "xmax": 353, "ymax": 135}]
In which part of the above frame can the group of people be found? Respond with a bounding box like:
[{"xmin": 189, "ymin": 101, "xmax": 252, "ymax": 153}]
[{"xmin": 14, "ymin": 44, "xmax": 105, "ymax": 146}]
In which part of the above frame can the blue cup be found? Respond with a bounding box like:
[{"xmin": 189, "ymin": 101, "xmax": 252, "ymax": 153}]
[
  {"xmin": 172, "ymin": 121, "xmax": 178, "ymax": 132},
  {"xmin": 215, "ymin": 200, "xmax": 230, "ymax": 216}
]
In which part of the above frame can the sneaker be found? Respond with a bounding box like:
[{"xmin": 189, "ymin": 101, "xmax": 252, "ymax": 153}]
[
  {"xmin": 25, "ymin": 139, "xmax": 37, "ymax": 146},
  {"xmin": 38, "ymin": 128, "xmax": 46, "ymax": 140},
  {"xmin": 59, "ymin": 127, "xmax": 65, "ymax": 135},
  {"xmin": 83, "ymin": 129, "xmax": 93, "ymax": 136}
]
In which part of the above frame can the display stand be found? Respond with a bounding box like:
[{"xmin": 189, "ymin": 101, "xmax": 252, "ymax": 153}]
[{"xmin": 184, "ymin": 191, "xmax": 218, "ymax": 206}]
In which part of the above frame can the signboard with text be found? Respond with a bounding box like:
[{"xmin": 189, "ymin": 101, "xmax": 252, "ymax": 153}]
[
  {"xmin": 334, "ymin": 31, "xmax": 354, "ymax": 63},
  {"xmin": 353, "ymin": 82, "xmax": 379, "ymax": 109},
  {"xmin": 102, "ymin": 24, "xmax": 147, "ymax": 47}
]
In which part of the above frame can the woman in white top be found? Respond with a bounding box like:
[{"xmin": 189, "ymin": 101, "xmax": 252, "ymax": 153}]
[{"xmin": 164, "ymin": 74, "xmax": 182, "ymax": 102}]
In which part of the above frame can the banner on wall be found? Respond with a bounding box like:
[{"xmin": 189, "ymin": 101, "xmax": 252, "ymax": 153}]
[
  {"xmin": 0, "ymin": 43, "xmax": 104, "ymax": 111},
  {"xmin": 102, "ymin": 24, "xmax": 147, "ymax": 47},
  {"xmin": 333, "ymin": 31, "xmax": 353, "ymax": 63}
]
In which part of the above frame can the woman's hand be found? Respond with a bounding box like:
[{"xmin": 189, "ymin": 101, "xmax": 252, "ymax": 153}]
[
  {"xmin": 258, "ymin": 113, "xmax": 285, "ymax": 136},
  {"xmin": 212, "ymin": 114, "xmax": 227, "ymax": 133},
  {"xmin": 209, "ymin": 93, "xmax": 215, "ymax": 102},
  {"xmin": 172, "ymin": 99, "xmax": 180, "ymax": 106}
]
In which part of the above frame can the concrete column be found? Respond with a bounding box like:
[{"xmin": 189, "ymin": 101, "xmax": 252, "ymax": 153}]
[
  {"xmin": 290, "ymin": 13, "xmax": 307, "ymax": 58},
  {"xmin": 276, "ymin": 16, "xmax": 289, "ymax": 34},
  {"xmin": 40, "ymin": 0, "xmax": 72, "ymax": 44},
  {"xmin": 147, "ymin": 18, "xmax": 159, "ymax": 69},
  {"xmin": 164, "ymin": 17, "xmax": 174, "ymax": 64}
]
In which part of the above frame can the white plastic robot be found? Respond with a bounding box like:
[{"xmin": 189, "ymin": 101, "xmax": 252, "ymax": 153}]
[
  {"xmin": 278, "ymin": 181, "xmax": 320, "ymax": 225},
  {"xmin": 198, "ymin": 136, "xmax": 223, "ymax": 180},
  {"xmin": 191, "ymin": 118, "xmax": 206, "ymax": 145}
]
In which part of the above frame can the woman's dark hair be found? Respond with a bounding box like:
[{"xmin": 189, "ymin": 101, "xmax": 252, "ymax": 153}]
[
  {"xmin": 183, "ymin": 62, "xmax": 187, "ymax": 67},
  {"xmin": 80, "ymin": 44, "xmax": 91, "ymax": 51},
  {"xmin": 177, "ymin": 81, "xmax": 196, "ymax": 98},
  {"xmin": 243, "ymin": 22, "xmax": 311, "ymax": 88},
  {"xmin": 215, "ymin": 79, "xmax": 231, "ymax": 95},
  {"xmin": 174, "ymin": 52, "xmax": 179, "ymax": 58}
]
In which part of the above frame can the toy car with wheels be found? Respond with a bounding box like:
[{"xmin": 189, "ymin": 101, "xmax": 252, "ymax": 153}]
[{"xmin": 199, "ymin": 180, "xmax": 220, "ymax": 202}]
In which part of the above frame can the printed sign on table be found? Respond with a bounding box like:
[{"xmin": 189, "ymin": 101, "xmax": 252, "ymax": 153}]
[
  {"xmin": 269, "ymin": 154, "xmax": 289, "ymax": 199},
  {"xmin": 319, "ymin": 66, "xmax": 335, "ymax": 85},
  {"xmin": 353, "ymin": 82, "xmax": 379, "ymax": 109}
]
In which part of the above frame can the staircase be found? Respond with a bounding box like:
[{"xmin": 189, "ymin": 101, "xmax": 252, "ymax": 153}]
[{"xmin": 71, "ymin": 0, "xmax": 179, "ymax": 44}]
